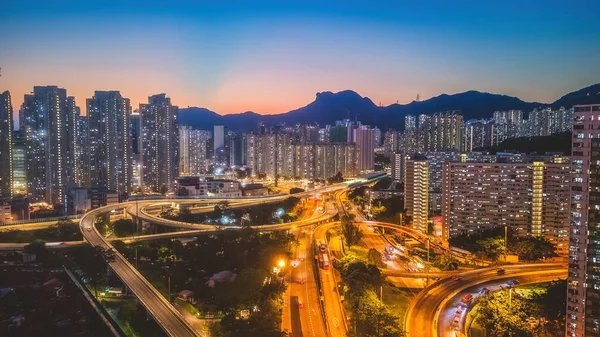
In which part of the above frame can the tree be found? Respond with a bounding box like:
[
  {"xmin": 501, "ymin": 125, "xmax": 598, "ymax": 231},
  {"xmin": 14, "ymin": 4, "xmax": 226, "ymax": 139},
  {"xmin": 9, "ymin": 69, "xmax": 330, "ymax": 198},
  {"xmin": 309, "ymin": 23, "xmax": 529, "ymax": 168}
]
[
  {"xmin": 533, "ymin": 280, "xmax": 566, "ymax": 335},
  {"xmin": 427, "ymin": 221, "xmax": 435, "ymax": 235},
  {"xmin": 112, "ymin": 219, "xmax": 136, "ymax": 237},
  {"xmin": 367, "ymin": 248, "xmax": 384, "ymax": 268},
  {"xmin": 160, "ymin": 184, "xmax": 169, "ymax": 196},
  {"xmin": 341, "ymin": 215, "xmax": 363, "ymax": 246},
  {"xmin": 509, "ymin": 237, "xmax": 557, "ymax": 261},
  {"xmin": 476, "ymin": 290, "xmax": 542, "ymax": 337},
  {"xmin": 431, "ymin": 253, "xmax": 459, "ymax": 271},
  {"xmin": 178, "ymin": 207, "xmax": 194, "ymax": 223},
  {"xmin": 289, "ymin": 187, "xmax": 304, "ymax": 194},
  {"xmin": 475, "ymin": 238, "xmax": 506, "ymax": 261},
  {"xmin": 370, "ymin": 204, "xmax": 386, "ymax": 218},
  {"xmin": 178, "ymin": 187, "xmax": 190, "ymax": 196},
  {"xmin": 24, "ymin": 239, "xmax": 47, "ymax": 256}
]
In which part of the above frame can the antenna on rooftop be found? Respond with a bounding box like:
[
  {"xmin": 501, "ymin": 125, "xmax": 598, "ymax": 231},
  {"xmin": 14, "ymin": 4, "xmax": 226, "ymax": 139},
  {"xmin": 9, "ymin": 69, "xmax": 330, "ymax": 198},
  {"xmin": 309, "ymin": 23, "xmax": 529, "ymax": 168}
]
[{"xmin": 416, "ymin": 94, "xmax": 420, "ymax": 102}]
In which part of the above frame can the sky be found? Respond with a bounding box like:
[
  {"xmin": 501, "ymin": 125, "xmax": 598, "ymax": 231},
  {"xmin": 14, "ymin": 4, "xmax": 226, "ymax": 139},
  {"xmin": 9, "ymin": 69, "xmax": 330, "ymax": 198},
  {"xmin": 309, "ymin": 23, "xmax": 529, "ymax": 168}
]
[{"xmin": 1, "ymin": 0, "xmax": 600, "ymax": 117}]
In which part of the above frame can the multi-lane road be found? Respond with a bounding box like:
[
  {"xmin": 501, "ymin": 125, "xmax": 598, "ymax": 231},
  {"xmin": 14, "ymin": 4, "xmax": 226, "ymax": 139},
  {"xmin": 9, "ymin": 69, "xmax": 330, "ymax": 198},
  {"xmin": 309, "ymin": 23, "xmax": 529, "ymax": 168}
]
[
  {"xmin": 75, "ymin": 184, "xmax": 355, "ymax": 337},
  {"xmin": 404, "ymin": 263, "xmax": 567, "ymax": 337}
]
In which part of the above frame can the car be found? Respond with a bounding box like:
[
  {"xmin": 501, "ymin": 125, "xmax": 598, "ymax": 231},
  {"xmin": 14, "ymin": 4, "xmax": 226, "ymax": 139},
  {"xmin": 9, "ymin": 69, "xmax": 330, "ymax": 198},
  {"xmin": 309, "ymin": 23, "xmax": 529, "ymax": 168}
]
[
  {"xmin": 452, "ymin": 276, "xmax": 462, "ymax": 282},
  {"xmin": 87, "ymin": 227, "xmax": 92, "ymax": 231},
  {"xmin": 497, "ymin": 268, "xmax": 506, "ymax": 275},
  {"xmin": 479, "ymin": 287, "xmax": 490, "ymax": 295},
  {"xmin": 507, "ymin": 279, "xmax": 519, "ymax": 287},
  {"xmin": 298, "ymin": 302, "xmax": 304, "ymax": 309},
  {"xmin": 319, "ymin": 244, "xmax": 327, "ymax": 252}
]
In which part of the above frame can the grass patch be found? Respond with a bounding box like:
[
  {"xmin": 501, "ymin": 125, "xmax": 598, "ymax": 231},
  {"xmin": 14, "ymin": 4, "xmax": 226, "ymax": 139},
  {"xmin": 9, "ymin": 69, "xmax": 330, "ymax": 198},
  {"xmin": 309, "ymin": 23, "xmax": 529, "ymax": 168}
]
[
  {"xmin": 382, "ymin": 282, "xmax": 411, "ymax": 319},
  {"xmin": 176, "ymin": 298, "xmax": 200, "ymax": 317},
  {"xmin": 347, "ymin": 245, "xmax": 369, "ymax": 262}
]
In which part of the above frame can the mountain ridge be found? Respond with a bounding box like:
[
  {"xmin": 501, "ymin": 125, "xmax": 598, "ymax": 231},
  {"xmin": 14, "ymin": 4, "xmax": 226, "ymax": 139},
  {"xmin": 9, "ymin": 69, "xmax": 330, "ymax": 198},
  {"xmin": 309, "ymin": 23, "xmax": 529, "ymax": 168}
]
[{"xmin": 178, "ymin": 84, "xmax": 600, "ymax": 131}]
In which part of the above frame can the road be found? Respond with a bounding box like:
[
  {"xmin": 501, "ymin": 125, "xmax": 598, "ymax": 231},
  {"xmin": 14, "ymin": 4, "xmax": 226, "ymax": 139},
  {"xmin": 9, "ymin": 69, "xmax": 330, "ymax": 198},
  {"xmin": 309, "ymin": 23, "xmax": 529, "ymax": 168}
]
[
  {"xmin": 80, "ymin": 203, "xmax": 201, "ymax": 337},
  {"xmin": 438, "ymin": 270, "xmax": 567, "ymax": 337},
  {"xmin": 404, "ymin": 263, "xmax": 567, "ymax": 337},
  {"xmin": 314, "ymin": 222, "xmax": 348, "ymax": 337},
  {"xmin": 75, "ymin": 183, "xmax": 368, "ymax": 337},
  {"xmin": 283, "ymin": 199, "xmax": 328, "ymax": 337}
]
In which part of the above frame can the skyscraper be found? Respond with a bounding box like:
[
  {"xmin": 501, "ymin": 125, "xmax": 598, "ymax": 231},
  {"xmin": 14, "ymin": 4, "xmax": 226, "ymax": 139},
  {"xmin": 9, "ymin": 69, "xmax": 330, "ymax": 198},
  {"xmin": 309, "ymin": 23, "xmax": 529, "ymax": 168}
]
[
  {"xmin": 86, "ymin": 91, "xmax": 132, "ymax": 197},
  {"xmin": 0, "ymin": 91, "xmax": 13, "ymax": 199},
  {"xmin": 567, "ymin": 104, "xmax": 600, "ymax": 337},
  {"xmin": 140, "ymin": 94, "xmax": 179, "ymax": 193},
  {"xmin": 179, "ymin": 126, "xmax": 210, "ymax": 176},
  {"xmin": 20, "ymin": 86, "xmax": 76, "ymax": 206},
  {"xmin": 354, "ymin": 126, "xmax": 375, "ymax": 171},
  {"xmin": 75, "ymin": 114, "xmax": 89, "ymax": 187},
  {"xmin": 229, "ymin": 134, "xmax": 246, "ymax": 167},
  {"xmin": 130, "ymin": 111, "xmax": 142, "ymax": 186},
  {"xmin": 404, "ymin": 155, "xmax": 429, "ymax": 233}
]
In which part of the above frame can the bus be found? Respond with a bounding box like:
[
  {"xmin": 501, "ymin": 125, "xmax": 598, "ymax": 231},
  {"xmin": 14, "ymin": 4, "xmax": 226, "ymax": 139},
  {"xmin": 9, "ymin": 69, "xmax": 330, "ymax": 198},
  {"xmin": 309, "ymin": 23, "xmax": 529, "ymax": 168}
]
[{"xmin": 319, "ymin": 253, "xmax": 330, "ymax": 270}]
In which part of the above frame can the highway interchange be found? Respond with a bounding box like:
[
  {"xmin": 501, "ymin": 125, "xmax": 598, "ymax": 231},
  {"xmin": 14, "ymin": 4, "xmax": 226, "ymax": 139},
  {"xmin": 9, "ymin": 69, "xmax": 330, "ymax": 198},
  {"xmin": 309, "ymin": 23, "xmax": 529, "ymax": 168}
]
[{"xmin": 2, "ymin": 176, "xmax": 568, "ymax": 337}]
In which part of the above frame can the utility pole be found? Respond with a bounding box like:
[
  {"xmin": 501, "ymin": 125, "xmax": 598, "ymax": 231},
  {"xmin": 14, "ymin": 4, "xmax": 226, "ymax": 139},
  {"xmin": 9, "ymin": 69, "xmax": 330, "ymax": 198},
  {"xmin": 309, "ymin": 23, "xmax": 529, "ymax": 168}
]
[{"xmin": 168, "ymin": 275, "xmax": 171, "ymax": 303}]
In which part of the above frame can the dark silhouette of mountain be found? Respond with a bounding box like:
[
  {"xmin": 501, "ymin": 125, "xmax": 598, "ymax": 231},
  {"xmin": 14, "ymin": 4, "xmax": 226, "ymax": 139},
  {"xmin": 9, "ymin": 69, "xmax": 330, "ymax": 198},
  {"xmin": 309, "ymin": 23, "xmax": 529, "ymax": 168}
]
[
  {"xmin": 178, "ymin": 84, "xmax": 600, "ymax": 131},
  {"xmin": 551, "ymin": 83, "xmax": 600, "ymax": 109}
]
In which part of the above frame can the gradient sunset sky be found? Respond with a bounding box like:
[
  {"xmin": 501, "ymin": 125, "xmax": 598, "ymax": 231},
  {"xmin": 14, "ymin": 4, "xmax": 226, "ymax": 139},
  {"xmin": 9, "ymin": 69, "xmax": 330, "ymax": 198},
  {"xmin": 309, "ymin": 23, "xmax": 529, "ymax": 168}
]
[{"xmin": 2, "ymin": 1, "xmax": 599, "ymax": 115}]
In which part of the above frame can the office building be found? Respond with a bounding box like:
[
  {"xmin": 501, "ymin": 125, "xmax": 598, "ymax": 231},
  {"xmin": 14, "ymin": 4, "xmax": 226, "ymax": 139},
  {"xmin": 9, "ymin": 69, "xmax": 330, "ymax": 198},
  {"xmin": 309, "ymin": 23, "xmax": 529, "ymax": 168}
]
[
  {"xmin": 87, "ymin": 91, "xmax": 132, "ymax": 197},
  {"xmin": 140, "ymin": 94, "xmax": 179, "ymax": 192},
  {"xmin": 229, "ymin": 134, "xmax": 246, "ymax": 167},
  {"xmin": 329, "ymin": 125, "xmax": 348, "ymax": 142},
  {"xmin": 441, "ymin": 160, "xmax": 570, "ymax": 254},
  {"xmin": 179, "ymin": 126, "xmax": 211, "ymax": 176},
  {"xmin": 213, "ymin": 125, "xmax": 225, "ymax": 152},
  {"xmin": 567, "ymin": 104, "xmax": 600, "ymax": 336},
  {"xmin": 354, "ymin": 126, "xmax": 375, "ymax": 171},
  {"xmin": 11, "ymin": 130, "xmax": 26, "ymax": 195},
  {"xmin": 0, "ymin": 91, "xmax": 13, "ymax": 199},
  {"xmin": 405, "ymin": 156, "xmax": 429, "ymax": 233},
  {"xmin": 20, "ymin": 86, "xmax": 76, "ymax": 206}
]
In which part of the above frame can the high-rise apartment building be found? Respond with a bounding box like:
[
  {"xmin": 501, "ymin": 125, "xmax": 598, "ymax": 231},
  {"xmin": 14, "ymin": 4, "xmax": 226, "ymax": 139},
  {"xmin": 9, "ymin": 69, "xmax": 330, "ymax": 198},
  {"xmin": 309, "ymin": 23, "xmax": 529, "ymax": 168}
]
[
  {"xmin": 179, "ymin": 126, "xmax": 210, "ymax": 176},
  {"xmin": 420, "ymin": 112, "xmax": 463, "ymax": 152},
  {"xmin": 405, "ymin": 115, "xmax": 417, "ymax": 131},
  {"xmin": 567, "ymin": 104, "xmax": 600, "ymax": 337},
  {"xmin": 20, "ymin": 86, "xmax": 76, "ymax": 206},
  {"xmin": 493, "ymin": 110, "xmax": 523, "ymax": 145},
  {"xmin": 463, "ymin": 119, "xmax": 494, "ymax": 151},
  {"xmin": 383, "ymin": 130, "xmax": 400, "ymax": 157},
  {"xmin": 354, "ymin": 126, "xmax": 375, "ymax": 171},
  {"xmin": 87, "ymin": 91, "xmax": 132, "ymax": 197},
  {"xmin": 0, "ymin": 91, "xmax": 13, "ymax": 199},
  {"xmin": 130, "ymin": 111, "xmax": 142, "ymax": 186},
  {"xmin": 404, "ymin": 156, "xmax": 429, "ymax": 233},
  {"xmin": 391, "ymin": 152, "xmax": 406, "ymax": 182},
  {"xmin": 441, "ymin": 159, "xmax": 570, "ymax": 254},
  {"xmin": 140, "ymin": 94, "xmax": 179, "ymax": 192},
  {"xmin": 213, "ymin": 125, "xmax": 225, "ymax": 151},
  {"xmin": 75, "ymin": 114, "xmax": 89, "ymax": 187}
]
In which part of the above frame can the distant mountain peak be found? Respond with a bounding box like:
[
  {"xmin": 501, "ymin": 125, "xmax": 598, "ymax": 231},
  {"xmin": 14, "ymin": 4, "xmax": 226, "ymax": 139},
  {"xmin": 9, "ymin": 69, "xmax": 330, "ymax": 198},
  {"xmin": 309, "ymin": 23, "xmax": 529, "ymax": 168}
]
[{"xmin": 178, "ymin": 84, "xmax": 600, "ymax": 131}]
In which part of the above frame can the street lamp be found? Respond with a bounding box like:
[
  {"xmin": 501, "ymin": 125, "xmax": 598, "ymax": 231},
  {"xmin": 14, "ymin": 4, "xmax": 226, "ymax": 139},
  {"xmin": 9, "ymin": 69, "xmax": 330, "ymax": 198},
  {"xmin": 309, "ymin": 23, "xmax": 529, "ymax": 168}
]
[{"xmin": 278, "ymin": 259, "xmax": 285, "ymax": 268}]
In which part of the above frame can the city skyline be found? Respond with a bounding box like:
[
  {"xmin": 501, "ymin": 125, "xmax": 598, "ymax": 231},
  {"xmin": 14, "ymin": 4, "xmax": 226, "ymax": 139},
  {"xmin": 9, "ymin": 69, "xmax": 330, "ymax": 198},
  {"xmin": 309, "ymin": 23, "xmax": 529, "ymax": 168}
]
[{"xmin": 2, "ymin": 1, "xmax": 600, "ymax": 118}]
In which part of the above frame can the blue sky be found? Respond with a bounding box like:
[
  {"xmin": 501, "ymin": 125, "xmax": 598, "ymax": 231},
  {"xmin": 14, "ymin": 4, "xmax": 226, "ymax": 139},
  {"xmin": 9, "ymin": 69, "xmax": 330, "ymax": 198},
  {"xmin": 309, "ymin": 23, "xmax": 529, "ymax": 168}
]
[{"xmin": 2, "ymin": 0, "xmax": 599, "ymax": 114}]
